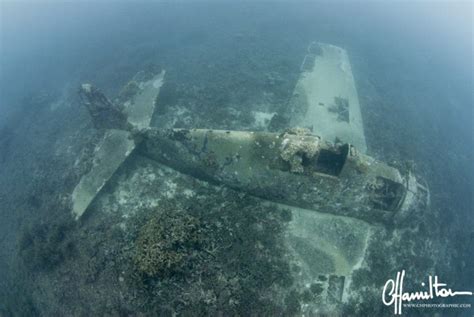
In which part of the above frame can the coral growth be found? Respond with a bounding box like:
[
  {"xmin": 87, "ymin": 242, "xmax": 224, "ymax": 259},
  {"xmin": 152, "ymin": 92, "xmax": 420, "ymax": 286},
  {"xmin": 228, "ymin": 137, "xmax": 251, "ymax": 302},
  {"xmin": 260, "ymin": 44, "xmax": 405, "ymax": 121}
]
[
  {"xmin": 133, "ymin": 208, "xmax": 202, "ymax": 277},
  {"xmin": 279, "ymin": 128, "xmax": 319, "ymax": 173}
]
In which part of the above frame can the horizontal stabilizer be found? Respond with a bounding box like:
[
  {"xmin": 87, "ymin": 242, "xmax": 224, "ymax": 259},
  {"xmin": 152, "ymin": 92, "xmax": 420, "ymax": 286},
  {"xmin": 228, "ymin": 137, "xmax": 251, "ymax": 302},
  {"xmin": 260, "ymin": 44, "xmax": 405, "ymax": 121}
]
[
  {"xmin": 72, "ymin": 130, "xmax": 135, "ymax": 219},
  {"xmin": 72, "ymin": 129, "xmax": 135, "ymax": 220},
  {"xmin": 124, "ymin": 70, "xmax": 166, "ymax": 130}
]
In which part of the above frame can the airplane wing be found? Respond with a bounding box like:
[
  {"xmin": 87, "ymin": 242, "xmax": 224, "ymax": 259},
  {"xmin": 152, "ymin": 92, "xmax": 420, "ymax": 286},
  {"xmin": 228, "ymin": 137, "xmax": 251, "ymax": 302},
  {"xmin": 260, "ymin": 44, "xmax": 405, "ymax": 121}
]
[{"xmin": 289, "ymin": 42, "xmax": 367, "ymax": 153}]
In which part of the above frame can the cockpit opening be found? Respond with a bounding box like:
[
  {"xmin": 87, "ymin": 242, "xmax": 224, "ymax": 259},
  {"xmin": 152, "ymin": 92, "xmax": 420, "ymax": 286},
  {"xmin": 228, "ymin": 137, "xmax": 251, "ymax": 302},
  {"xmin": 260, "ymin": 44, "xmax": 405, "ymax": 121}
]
[{"xmin": 303, "ymin": 143, "xmax": 349, "ymax": 176}]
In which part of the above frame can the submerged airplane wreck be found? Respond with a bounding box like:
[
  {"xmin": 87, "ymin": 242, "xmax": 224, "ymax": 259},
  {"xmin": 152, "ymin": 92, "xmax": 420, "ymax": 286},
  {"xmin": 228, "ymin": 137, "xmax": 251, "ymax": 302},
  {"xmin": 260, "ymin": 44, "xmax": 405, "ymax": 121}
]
[{"xmin": 73, "ymin": 43, "xmax": 429, "ymax": 313}]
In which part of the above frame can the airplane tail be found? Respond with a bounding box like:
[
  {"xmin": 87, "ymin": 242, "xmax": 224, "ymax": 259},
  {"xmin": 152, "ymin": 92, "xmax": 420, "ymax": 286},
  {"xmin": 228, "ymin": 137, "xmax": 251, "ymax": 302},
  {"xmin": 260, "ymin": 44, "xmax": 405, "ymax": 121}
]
[{"xmin": 72, "ymin": 70, "xmax": 165, "ymax": 220}]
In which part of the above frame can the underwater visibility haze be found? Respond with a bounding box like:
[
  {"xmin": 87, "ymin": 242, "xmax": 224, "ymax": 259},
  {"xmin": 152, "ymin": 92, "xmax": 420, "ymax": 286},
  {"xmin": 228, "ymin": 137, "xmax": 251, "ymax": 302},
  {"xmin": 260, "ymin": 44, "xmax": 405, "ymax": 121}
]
[{"xmin": 0, "ymin": 1, "xmax": 473, "ymax": 316}]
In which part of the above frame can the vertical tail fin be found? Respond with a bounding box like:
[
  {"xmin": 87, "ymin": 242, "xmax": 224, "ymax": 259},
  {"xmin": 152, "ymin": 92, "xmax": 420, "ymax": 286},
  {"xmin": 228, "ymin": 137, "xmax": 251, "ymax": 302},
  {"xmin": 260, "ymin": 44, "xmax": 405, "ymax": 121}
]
[{"xmin": 79, "ymin": 84, "xmax": 130, "ymax": 130}]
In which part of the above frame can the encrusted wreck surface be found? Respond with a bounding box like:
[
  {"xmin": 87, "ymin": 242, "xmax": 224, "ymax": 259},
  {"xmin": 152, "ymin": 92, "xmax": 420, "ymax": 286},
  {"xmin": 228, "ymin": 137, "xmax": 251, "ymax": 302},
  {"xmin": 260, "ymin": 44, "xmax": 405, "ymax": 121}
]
[
  {"xmin": 79, "ymin": 84, "xmax": 130, "ymax": 130},
  {"xmin": 139, "ymin": 127, "xmax": 426, "ymax": 225}
]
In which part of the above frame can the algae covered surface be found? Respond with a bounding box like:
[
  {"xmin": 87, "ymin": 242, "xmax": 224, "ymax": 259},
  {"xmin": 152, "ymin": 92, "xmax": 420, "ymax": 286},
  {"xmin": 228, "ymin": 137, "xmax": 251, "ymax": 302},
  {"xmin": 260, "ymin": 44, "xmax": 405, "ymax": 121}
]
[{"xmin": 0, "ymin": 2, "xmax": 472, "ymax": 316}]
